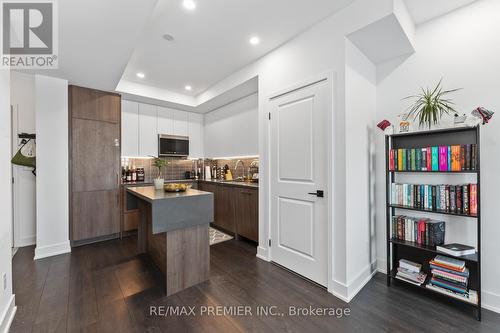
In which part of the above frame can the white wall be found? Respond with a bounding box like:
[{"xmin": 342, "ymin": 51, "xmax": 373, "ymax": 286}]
[
  {"xmin": 345, "ymin": 39, "xmax": 377, "ymax": 298},
  {"xmin": 11, "ymin": 72, "xmax": 36, "ymax": 247},
  {"xmin": 376, "ymin": 0, "xmax": 500, "ymax": 312},
  {"xmin": 34, "ymin": 75, "xmax": 71, "ymax": 260},
  {"xmin": 0, "ymin": 70, "xmax": 16, "ymax": 333},
  {"xmin": 204, "ymin": 93, "xmax": 258, "ymax": 158},
  {"xmin": 197, "ymin": 0, "xmax": 396, "ymax": 301}
]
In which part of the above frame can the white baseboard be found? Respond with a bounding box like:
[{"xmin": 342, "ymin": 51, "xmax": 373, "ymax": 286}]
[
  {"xmin": 0, "ymin": 295, "xmax": 16, "ymax": 333},
  {"xmin": 328, "ymin": 263, "xmax": 378, "ymax": 303},
  {"xmin": 34, "ymin": 240, "xmax": 71, "ymax": 260},
  {"xmin": 329, "ymin": 280, "xmax": 349, "ymax": 302},
  {"xmin": 346, "ymin": 264, "xmax": 378, "ymax": 301},
  {"xmin": 482, "ymin": 290, "xmax": 500, "ymax": 314},
  {"xmin": 256, "ymin": 246, "xmax": 270, "ymax": 262}
]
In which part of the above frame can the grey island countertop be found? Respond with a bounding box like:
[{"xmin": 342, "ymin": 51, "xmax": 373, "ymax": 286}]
[
  {"xmin": 126, "ymin": 186, "xmax": 212, "ymax": 203},
  {"xmin": 126, "ymin": 186, "xmax": 214, "ymax": 234}
]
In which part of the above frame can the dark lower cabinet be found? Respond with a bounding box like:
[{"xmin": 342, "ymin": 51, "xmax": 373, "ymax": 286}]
[
  {"xmin": 198, "ymin": 181, "xmax": 258, "ymax": 242},
  {"xmin": 234, "ymin": 188, "xmax": 258, "ymax": 242}
]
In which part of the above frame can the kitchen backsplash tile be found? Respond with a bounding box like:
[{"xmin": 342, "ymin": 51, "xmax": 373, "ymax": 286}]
[{"xmin": 122, "ymin": 156, "xmax": 259, "ymax": 181}]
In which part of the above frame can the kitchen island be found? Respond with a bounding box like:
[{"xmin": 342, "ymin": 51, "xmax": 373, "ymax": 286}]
[{"xmin": 126, "ymin": 186, "xmax": 214, "ymax": 296}]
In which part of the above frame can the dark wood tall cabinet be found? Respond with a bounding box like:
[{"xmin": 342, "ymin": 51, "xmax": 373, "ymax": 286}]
[{"xmin": 69, "ymin": 85, "xmax": 121, "ymax": 244}]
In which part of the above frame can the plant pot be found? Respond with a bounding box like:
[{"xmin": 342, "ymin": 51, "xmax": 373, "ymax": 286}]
[{"xmin": 154, "ymin": 178, "xmax": 164, "ymax": 190}]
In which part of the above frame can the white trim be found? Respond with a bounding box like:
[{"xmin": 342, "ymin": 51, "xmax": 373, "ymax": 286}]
[
  {"xmin": 330, "ymin": 263, "xmax": 378, "ymax": 302},
  {"xmin": 0, "ymin": 295, "xmax": 16, "ymax": 333},
  {"xmin": 331, "ymin": 279, "xmax": 349, "ymax": 302},
  {"xmin": 265, "ymin": 71, "xmax": 335, "ymax": 291},
  {"xmin": 34, "ymin": 240, "xmax": 71, "ymax": 260},
  {"xmin": 482, "ymin": 290, "xmax": 500, "ymax": 314},
  {"xmin": 377, "ymin": 258, "xmax": 387, "ymax": 274},
  {"xmin": 346, "ymin": 263, "xmax": 378, "ymax": 301},
  {"xmin": 256, "ymin": 246, "xmax": 270, "ymax": 262}
]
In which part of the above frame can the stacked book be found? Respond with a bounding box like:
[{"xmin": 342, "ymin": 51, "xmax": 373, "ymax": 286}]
[
  {"xmin": 391, "ymin": 183, "xmax": 478, "ymax": 215},
  {"xmin": 436, "ymin": 243, "xmax": 476, "ymax": 257},
  {"xmin": 392, "ymin": 215, "xmax": 445, "ymax": 246},
  {"xmin": 426, "ymin": 255, "xmax": 478, "ymax": 304},
  {"xmin": 395, "ymin": 259, "xmax": 427, "ymax": 286},
  {"xmin": 389, "ymin": 144, "xmax": 477, "ymax": 172}
]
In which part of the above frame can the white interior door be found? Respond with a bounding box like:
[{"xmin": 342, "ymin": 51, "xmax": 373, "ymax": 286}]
[{"xmin": 270, "ymin": 78, "xmax": 329, "ymax": 286}]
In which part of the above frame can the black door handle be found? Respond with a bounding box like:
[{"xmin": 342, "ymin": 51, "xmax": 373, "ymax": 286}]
[{"xmin": 308, "ymin": 190, "xmax": 324, "ymax": 198}]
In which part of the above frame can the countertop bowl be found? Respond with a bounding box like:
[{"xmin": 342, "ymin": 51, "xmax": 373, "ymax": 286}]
[{"xmin": 164, "ymin": 183, "xmax": 189, "ymax": 192}]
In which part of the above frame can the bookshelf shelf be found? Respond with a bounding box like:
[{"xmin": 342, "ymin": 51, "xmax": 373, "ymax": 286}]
[
  {"xmin": 390, "ymin": 170, "xmax": 478, "ymax": 174},
  {"xmin": 388, "ymin": 204, "xmax": 478, "ymax": 218},
  {"xmin": 389, "ymin": 238, "xmax": 478, "ymax": 263},
  {"xmin": 389, "ymin": 269, "xmax": 478, "ymax": 306},
  {"xmin": 385, "ymin": 126, "xmax": 481, "ymax": 321}
]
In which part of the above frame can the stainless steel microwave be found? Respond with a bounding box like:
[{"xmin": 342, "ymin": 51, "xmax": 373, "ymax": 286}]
[{"xmin": 158, "ymin": 135, "xmax": 189, "ymax": 157}]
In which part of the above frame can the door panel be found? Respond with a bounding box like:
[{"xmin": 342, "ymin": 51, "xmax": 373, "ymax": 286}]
[
  {"xmin": 235, "ymin": 188, "xmax": 258, "ymax": 242},
  {"xmin": 70, "ymin": 86, "xmax": 120, "ymax": 123},
  {"xmin": 217, "ymin": 186, "xmax": 235, "ymax": 233},
  {"xmin": 139, "ymin": 103, "xmax": 158, "ymax": 157},
  {"xmin": 72, "ymin": 118, "xmax": 120, "ymax": 192},
  {"xmin": 270, "ymin": 79, "xmax": 329, "ymax": 286},
  {"xmin": 72, "ymin": 190, "xmax": 120, "ymax": 241},
  {"xmin": 172, "ymin": 110, "xmax": 188, "ymax": 136},
  {"xmin": 278, "ymin": 97, "xmax": 314, "ymax": 182},
  {"xmin": 278, "ymin": 197, "xmax": 314, "ymax": 257},
  {"xmin": 157, "ymin": 106, "xmax": 174, "ymax": 135},
  {"xmin": 121, "ymin": 100, "xmax": 139, "ymax": 156}
]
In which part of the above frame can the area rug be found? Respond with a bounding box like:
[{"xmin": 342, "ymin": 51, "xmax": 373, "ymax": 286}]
[{"xmin": 209, "ymin": 227, "xmax": 233, "ymax": 245}]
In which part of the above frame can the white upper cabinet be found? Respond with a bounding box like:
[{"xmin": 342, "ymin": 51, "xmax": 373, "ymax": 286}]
[
  {"xmin": 172, "ymin": 110, "xmax": 188, "ymax": 136},
  {"xmin": 188, "ymin": 113, "xmax": 204, "ymax": 159},
  {"xmin": 122, "ymin": 101, "xmax": 204, "ymax": 158},
  {"xmin": 121, "ymin": 100, "xmax": 139, "ymax": 157},
  {"xmin": 157, "ymin": 106, "xmax": 174, "ymax": 135},
  {"xmin": 204, "ymin": 93, "xmax": 258, "ymax": 158},
  {"xmin": 138, "ymin": 103, "xmax": 158, "ymax": 157}
]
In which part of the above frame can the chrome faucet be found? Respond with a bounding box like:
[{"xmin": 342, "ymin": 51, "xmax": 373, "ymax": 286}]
[{"xmin": 234, "ymin": 160, "xmax": 246, "ymax": 180}]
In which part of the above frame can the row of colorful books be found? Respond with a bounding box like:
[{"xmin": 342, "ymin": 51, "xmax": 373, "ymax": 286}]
[
  {"xmin": 389, "ymin": 144, "xmax": 477, "ymax": 172},
  {"xmin": 392, "ymin": 215, "xmax": 445, "ymax": 246},
  {"xmin": 426, "ymin": 255, "xmax": 477, "ymax": 305},
  {"xmin": 391, "ymin": 183, "xmax": 478, "ymax": 215}
]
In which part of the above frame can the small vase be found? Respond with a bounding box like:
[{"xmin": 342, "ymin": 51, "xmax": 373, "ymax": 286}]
[{"xmin": 154, "ymin": 178, "xmax": 164, "ymax": 190}]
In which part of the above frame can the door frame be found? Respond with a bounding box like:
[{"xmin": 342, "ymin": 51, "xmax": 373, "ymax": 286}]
[{"xmin": 264, "ymin": 71, "xmax": 335, "ymax": 293}]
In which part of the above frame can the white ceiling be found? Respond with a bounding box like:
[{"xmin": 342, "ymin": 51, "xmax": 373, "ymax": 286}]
[
  {"xmin": 25, "ymin": 0, "xmax": 480, "ymax": 111},
  {"xmin": 28, "ymin": 0, "xmax": 158, "ymax": 91},
  {"xmin": 404, "ymin": 0, "xmax": 477, "ymax": 25},
  {"xmin": 118, "ymin": 0, "xmax": 354, "ymax": 97}
]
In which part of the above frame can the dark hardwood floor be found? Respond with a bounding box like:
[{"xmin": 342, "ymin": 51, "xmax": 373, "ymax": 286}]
[{"xmin": 10, "ymin": 237, "xmax": 500, "ymax": 332}]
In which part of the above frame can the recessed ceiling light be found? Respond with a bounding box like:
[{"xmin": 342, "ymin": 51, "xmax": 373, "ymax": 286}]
[
  {"xmin": 136, "ymin": 72, "xmax": 145, "ymax": 79},
  {"xmin": 249, "ymin": 36, "xmax": 260, "ymax": 45},
  {"xmin": 185, "ymin": 85, "xmax": 192, "ymax": 91},
  {"xmin": 183, "ymin": 0, "xmax": 196, "ymax": 10},
  {"xmin": 163, "ymin": 34, "xmax": 175, "ymax": 41}
]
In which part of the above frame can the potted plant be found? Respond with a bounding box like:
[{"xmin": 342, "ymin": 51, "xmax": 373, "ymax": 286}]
[
  {"xmin": 152, "ymin": 157, "xmax": 167, "ymax": 190},
  {"xmin": 404, "ymin": 80, "xmax": 461, "ymax": 130}
]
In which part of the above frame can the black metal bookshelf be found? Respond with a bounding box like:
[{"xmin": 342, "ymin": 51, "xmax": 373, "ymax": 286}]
[{"xmin": 385, "ymin": 126, "xmax": 481, "ymax": 321}]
